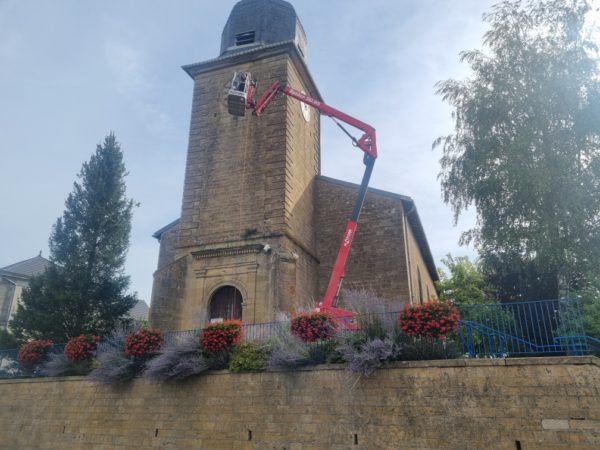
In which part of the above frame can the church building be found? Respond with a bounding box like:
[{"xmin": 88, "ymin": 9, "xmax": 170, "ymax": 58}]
[{"xmin": 150, "ymin": 0, "xmax": 438, "ymax": 330}]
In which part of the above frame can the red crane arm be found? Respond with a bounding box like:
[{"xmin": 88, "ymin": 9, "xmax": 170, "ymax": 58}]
[
  {"xmin": 251, "ymin": 79, "xmax": 378, "ymax": 325},
  {"xmin": 254, "ymin": 81, "xmax": 377, "ymax": 159}
]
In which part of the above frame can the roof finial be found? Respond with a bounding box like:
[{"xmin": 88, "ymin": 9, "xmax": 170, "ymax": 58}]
[{"xmin": 39, "ymin": 250, "xmax": 42, "ymax": 257}]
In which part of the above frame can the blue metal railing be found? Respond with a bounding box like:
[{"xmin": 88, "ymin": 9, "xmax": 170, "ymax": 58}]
[
  {"xmin": 456, "ymin": 298, "xmax": 591, "ymax": 357},
  {"xmin": 163, "ymin": 320, "xmax": 287, "ymax": 346},
  {"xmin": 0, "ymin": 344, "xmax": 65, "ymax": 379},
  {"xmin": 0, "ymin": 298, "xmax": 596, "ymax": 379}
]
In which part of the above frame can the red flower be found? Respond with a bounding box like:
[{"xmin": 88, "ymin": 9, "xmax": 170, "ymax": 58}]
[
  {"xmin": 399, "ymin": 301, "xmax": 460, "ymax": 340},
  {"xmin": 64, "ymin": 334, "xmax": 100, "ymax": 361},
  {"xmin": 290, "ymin": 312, "xmax": 336, "ymax": 343},
  {"xmin": 17, "ymin": 339, "xmax": 53, "ymax": 364},
  {"xmin": 200, "ymin": 320, "xmax": 243, "ymax": 353},
  {"xmin": 124, "ymin": 328, "xmax": 164, "ymax": 358}
]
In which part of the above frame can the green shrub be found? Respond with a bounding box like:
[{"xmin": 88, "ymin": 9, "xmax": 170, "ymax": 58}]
[
  {"xmin": 229, "ymin": 341, "xmax": 266, "ymax": 372},
  {"xmin": 398, "ymin": 335, "xmax": 462, "ymax": 361},
  {"xmin": 0, "ymin": 328, "xmax": 19, "ymax": 350}
]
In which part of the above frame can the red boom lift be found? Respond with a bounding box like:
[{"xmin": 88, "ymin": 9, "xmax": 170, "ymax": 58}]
[{"xmin": 228, "ymin": 72, "xmax": 377, "ymax": 326}]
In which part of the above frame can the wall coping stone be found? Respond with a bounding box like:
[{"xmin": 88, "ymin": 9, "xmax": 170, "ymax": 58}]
[{"xmin": 0, "ymin": 356, "xmax": 596, "ymax": 385}]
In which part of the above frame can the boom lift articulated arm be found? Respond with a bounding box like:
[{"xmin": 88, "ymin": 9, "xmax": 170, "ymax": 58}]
[{"xmin": 228, "ymin": 72, "xmax": 378, "ymax": 326}]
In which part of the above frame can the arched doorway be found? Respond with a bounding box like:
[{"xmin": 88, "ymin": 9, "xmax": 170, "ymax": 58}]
[{"xmin": 208, "ymin": 285, "xmax": 243, "ymax": 322}]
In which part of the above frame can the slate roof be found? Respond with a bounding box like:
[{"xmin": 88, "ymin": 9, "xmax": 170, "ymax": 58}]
[
  {"xmin": 152, "ymin": 218, "xmax": 180, "ymax": 240},
  {"xmin": 220, "ymin": 0, "xmax": 306, "ymax": 60},
  {"xmin": 0, "ymin": 255, "xmax": 51, "ymax": 279}
]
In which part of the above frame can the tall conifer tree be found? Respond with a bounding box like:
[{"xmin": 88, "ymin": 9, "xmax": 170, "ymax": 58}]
[{"xmin": 11, "ymin": 134, "xmax": 137, "ymax": 341}]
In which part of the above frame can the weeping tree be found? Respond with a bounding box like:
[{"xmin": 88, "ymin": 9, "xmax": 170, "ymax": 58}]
[
  {"xmin": 10, "ymin": 134, "xmax": 137, "ymax": 341},
  {"xmin": 434, "ymin": 0, "xmax": 600, "ymax": 300}
]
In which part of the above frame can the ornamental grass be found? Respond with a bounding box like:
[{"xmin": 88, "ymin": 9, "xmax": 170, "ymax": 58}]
[
  {"xmin": 144, "ymin": 335, "xmax": 209, "ymax": 381},
  {"xmin": 88, "ymin": 328, "xmax": 155, "ymax": 384}
]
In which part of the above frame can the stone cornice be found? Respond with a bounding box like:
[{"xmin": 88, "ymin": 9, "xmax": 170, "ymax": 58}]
[
  {"xmin": 191, "ymin": 244, "xmax": 263, "ymax": 260},
  {"xmin": 181, "ymin": 41, "xmax": 322, "ymax": 101}
]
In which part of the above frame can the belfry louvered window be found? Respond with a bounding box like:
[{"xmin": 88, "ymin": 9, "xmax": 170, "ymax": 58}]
[{"xmin": 235, "ymin": 31, "xmax": 255, "ymax": 46}]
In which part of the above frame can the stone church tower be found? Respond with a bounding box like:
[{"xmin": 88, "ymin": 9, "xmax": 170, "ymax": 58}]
[{"xmin": 150, "ymin": 0, "xmax": 438, "ymax": 330}]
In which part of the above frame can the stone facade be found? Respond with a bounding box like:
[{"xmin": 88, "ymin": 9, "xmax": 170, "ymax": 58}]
[
  {"xmin": 0, "ymin": 357, "xmax": 598, "ymax": 449},
  {"xmin": 150, "ymin": 44, "xmax": 321, "ymax": 330},
  {"xmin": 149, "ymin": 0, "xmax": 438, "ymax": 330},
  {"xmin": 0, "ymin": 255, "xmax": 51, "ymax": 329},
  {"xmin": 315, "ymin": 176, "xmax": 437, "ymax": 303}
]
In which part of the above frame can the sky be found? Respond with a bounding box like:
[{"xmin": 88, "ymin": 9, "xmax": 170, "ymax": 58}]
[{"xmin": 0, "ymin": 0, "xmax": 503, "ymax": 303}]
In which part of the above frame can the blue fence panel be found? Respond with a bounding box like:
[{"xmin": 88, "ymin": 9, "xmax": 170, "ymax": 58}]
[
  {"xmin": 457, "ymin": 298, "xmax": 589, "ymax": 357},
  {"xmin": 0, "ymin": 343, "xmax": 65, "ymax": 379}
]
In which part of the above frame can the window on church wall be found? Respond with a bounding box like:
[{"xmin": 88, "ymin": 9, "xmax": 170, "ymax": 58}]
[{"xmin": 209, "ymin": 285, "xmax": 243, "ymax": 322}]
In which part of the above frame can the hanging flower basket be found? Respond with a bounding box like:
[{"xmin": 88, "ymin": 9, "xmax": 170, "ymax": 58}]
[
  {"xmin": 399, "ymin": 301, "xmax": 460, "ymax": 340},
  {"xmin": 124, "ymin": 328, "xmax": 164, "ymax": 359},
  {"xmin": 17, "ymin": 339, "xmax": 53, "ymax": 365},
  {"xmin": 290, "ymin": 312, "xmax": 336, "ymax": 343},
  {"xmin": 200, "ymin": 320, "xmax": 243, "ymax": 353},
  {"xmin": 65, "ymin": 335, "xmax": 100, "ymax": 361}
]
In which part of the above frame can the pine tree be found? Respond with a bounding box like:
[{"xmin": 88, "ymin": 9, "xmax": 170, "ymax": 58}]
[{"xmin": 10, "ymin": 134, "xmax": 137, "ymax": 341}]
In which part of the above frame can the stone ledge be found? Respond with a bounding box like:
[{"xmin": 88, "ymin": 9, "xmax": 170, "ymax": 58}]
[
  {"xmin": 1, "ymin": 356, "xmax": 596, "ymax": 385},
  {"xmin": 0, "ymin": 375, "xmax": 88, "ymax": 385},
  {"xmin": 504, "ymin": 356, "xmax": 594, "ymax": 366}
]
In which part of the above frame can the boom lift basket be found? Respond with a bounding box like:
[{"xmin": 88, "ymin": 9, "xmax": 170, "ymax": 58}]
[{"xmin": 227, "ymin": 71, "xmax": 253, "ymax": 116}]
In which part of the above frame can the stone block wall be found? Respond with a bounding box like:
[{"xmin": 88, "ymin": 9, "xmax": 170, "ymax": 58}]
[
  {"xmin": 283, "ymin": 58, "xmax": 320, "ymax": 256},
  {"xmin": 0, "ymin": 357, "xmax": 598, "ymax": 449},
  {"xmin": 404, "ymin": 218, "xmax": 437, "ymax": 304},
  {"xmin": 149, "ymin": 47, "xmax": 322, "ymax": 329},
  {"xmin": 176, "ymin": 50, "xmax": 319, "ymax": 255},
  {"xmin": 149, "ymin": 255, "xmax": 187, "ymax": 330},
  {"xmin": 177, "ymin": 55, "xmax": 286, "ymax": 250},
  {"xmin": 155, "ymin": 223, "xmax": 179, "ymax": 271},
  {"xmin": 315, "ymin": 176, "xmax": 412, "ymax": 303}
]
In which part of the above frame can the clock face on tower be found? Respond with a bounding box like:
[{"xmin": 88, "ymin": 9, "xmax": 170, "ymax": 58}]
[{"xmin": 300, "ymin": 91, "xmax": 311, "ymax": 122}]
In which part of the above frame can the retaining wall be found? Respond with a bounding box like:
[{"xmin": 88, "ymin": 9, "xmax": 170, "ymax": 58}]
[{"xmin": 0, "ymin": 356, "xmax": 598, "ymax": 449}]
